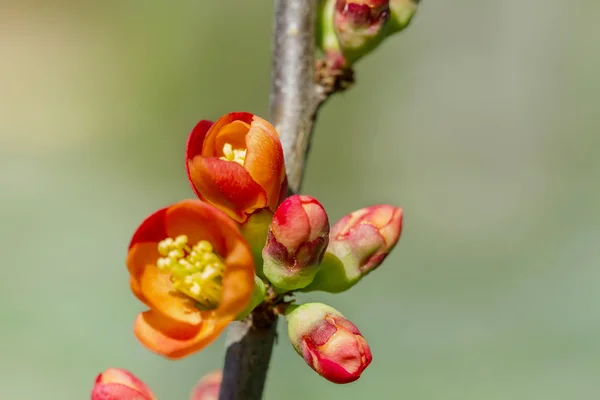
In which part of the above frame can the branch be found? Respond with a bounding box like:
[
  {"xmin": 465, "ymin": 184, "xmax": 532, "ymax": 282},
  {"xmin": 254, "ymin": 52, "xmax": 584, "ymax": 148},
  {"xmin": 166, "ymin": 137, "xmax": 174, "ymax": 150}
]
[
  {"xmin": 219, "ymin": 1, "xmax": 333, "ymax": 399},
  {"xmin": 218, "ymin": 307, "xmax": 277, "ymax": 400},
  {"xmin": 270, "ymin": 0, "xmax": 321, "ymax": 194}
]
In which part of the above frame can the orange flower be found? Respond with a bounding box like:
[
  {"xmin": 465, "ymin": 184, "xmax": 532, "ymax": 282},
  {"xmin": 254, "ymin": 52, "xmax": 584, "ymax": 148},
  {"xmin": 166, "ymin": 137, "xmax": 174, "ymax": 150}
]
[
  {"xmin": 127, "ymin": 200, "xmax": 255, "ymax": 359},
  {"xmin": 92, "ymin": 368, "xmax": 156, "ymax": 400},
  {"xmin": 186, "ymin": 112, "xmax": 287, "ymax": 223}
]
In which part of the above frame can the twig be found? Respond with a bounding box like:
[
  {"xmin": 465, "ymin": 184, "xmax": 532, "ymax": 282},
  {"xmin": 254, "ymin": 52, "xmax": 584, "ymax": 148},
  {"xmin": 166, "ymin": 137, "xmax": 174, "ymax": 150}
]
[
  {"xmin": 218, "ymin": 304, "xmax": 278, "ymax": 400},
  {"xmin": 270, "ymin": 0, "xmax": 320, "ymax": 194},
  {"xmin": 219, "ymin": 1, "xmax": 341, "ymax": 398}
]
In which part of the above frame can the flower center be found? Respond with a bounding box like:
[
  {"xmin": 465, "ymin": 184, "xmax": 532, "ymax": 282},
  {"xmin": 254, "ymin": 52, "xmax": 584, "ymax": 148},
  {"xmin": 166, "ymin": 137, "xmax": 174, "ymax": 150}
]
[
  {"xmin": 219, "ymin": 143, "xmax": 246, "ymax": 165},
  {"xmin": 156, "ymin": 235, "xmax": 225, "ymax": 310}
]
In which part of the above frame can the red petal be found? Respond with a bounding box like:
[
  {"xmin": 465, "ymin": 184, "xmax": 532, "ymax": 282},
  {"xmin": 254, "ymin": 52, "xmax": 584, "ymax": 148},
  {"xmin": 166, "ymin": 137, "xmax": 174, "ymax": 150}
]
[
  {"xmin": 91, "ymin": 383, "xmax": 151, "ymax": 400},
  {"xmin": 187, "ymin": 156, "xmax": 267, "ymax": 222},
  {"xmin": 186, "ymin": 120, "xmax": 214, "ymax": 199},
  {"xmin": 129, "ymin": 207, "xmax": 168, "ymax": 250}
]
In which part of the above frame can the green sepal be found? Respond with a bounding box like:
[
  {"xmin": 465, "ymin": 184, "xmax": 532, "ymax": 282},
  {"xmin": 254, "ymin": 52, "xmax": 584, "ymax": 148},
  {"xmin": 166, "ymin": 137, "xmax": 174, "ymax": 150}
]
[
  {"xmin": 263, "ymin": 257, "xmax": 322, "ymax": 293},
  {"xmin": 387, "ymin": 0, "xmax": 419, "ymax": 35},
  {"xmin": 300, "ymin": 251, "xmax": 357, "ymax": 293},
  {"xmin": 239, "ymin": 209, "xmax": 273, "ymax": 278}
]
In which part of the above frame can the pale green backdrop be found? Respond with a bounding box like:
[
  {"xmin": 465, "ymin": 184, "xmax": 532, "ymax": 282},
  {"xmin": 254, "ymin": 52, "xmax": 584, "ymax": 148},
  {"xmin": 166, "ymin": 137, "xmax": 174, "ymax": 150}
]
[{"xmin": 1, "ymin": 1, "xmax": 599, "ymax": 399}]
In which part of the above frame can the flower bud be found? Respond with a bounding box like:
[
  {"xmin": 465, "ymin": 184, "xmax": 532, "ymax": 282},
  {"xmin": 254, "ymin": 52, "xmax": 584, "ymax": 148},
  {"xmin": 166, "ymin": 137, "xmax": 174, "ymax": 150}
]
[
  {"xmin": 304, "ymin": 205, "xmax": 403, "ymax": 293},
  {"xmin": 333, "ymin": 0, "xmax": 391, "ymax": 65},
  {"xmin": 388, "ymin": 0, "xmax": 419, "ymax": 34},
  {"xmin": 285, "ymin": 303, "xmax": 372, "ymax": 384},
  {"xmin": 190, "ymin": 370, "xmax": 222, "ymax": 400},
  {"xmin": 91, "ymin": 368, "xmax": 156, "ymax": 400},
  {"xmin": 262, "ymin": 195, "xmax": 329, "ymax": 291},
  {"xmin": 318, "ymin": 0, "xmax": 419, "ymax": 68}
]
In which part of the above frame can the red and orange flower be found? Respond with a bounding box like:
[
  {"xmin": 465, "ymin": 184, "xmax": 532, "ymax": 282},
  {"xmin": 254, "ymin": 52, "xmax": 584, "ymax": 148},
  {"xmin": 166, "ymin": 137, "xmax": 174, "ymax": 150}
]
[
  {"xmin": 186, "ymin": 112, "xmax": 287, "ymax": 223},
  {"xmin": 127, "ymin": 200, "xmax": 255, "ymax": 359}
]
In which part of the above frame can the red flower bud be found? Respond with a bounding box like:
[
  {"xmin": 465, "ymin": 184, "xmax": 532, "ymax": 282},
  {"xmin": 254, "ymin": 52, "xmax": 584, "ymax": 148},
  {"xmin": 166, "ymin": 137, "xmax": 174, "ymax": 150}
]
[
  {"xmin": 304, "ymin": 205, "xmax": 403, "ymax": 293},
  {"xmin": 190, "ymin": 370, "xmax": 222, "ymax": 400},
  {"xmin": 263, "ymin": 195, "xmax": 329, "ymax": 291},
  {"xmin": 334, "ymin": 0, "xmax": 390, "ymax": 64},
  {"xmin": 91, "ymin": 368, "xmax": 156, "ymax": 400},
  {"xmin": 286, "ymin": 303, "xmax": 372, "ymax": 384}
]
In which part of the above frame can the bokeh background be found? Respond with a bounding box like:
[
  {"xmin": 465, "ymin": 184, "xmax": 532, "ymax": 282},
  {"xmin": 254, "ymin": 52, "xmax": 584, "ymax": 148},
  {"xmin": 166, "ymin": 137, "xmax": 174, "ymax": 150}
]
[{"xmin": 1, "ymin": 1, "xmax": 599, "ymax": 399}]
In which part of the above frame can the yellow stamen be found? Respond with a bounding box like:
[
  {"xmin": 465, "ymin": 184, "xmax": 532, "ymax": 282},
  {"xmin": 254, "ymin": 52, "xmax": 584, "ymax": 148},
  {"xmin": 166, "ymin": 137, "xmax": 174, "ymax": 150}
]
[
  {"xmin": 219, "ymin": 143, "xmax": 246, "ymax": 166},
  {"xmin": 156, "ymin": 235, "xmax": 225, "ymax": 310}
]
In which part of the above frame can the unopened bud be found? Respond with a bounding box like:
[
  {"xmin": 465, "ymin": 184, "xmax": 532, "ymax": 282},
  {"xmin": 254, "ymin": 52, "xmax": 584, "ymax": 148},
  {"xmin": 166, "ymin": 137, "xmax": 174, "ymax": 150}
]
[
  {"xmin": 190, "ymin": 370, "xmax": 222, "ymax": 400},
  {"xmin": 388, "ymin": 0, "xmax": 419, "ymax": 34},
  {"xmin": 305, "ymin": 205, "xmax": 403, "ymax": 293},
  {"xmin": 91, "ymin": 368, "xmax": 156, "ymax": 400},
  {"xmin": 285, "ymin": 303, "xmax": 372, "ymax": 384},
  {"xmin": 318, "ymin": 0, "xmax": 419, "ymax": 68},
  {"xmin": 262, "ymin": 195, "xmax": 329, "ymax": 291},
  {"xmin": 334, "ymin": 0, "xmax": 390, "ymax": 64}
]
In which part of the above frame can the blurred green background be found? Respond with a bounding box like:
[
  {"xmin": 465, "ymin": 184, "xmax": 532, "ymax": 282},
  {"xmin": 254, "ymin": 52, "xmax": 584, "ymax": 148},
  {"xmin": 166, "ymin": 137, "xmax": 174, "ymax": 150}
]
[{"xmin": 1, "ymin": 1, "xmax": 599, "ymax": 399}]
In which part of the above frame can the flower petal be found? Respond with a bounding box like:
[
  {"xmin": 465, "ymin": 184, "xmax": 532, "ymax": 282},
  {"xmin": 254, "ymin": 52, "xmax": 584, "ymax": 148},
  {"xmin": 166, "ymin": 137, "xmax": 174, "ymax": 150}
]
[
  {"xmin": 190, "ymin": 370, "xmax": 222, "ymax": 400},
  {"xmin": 139, "ymin": 265, "xmax": 202, "ymax": 325},
  {"xmin": 134, "ymin": 310, "xmax": 228, "ymax": 359},
  {"xmin": 93, "ymin": 368, "xmax": 156, "ymax": 400},
  {"xmin": 186, "ymin": 120, "xmax": 214, "ymax": 199},
  {"xmin": 187, "ymin": 156, "xmax": 267, "ymax": 222},
  {"xmin": 244, "ymin": 115, "xmax": 285, "ymax": 212},
  {"xmin": 91, "ymin": 383, "xmax": 151, "ymax": 400},
  {"xmin": 190, "ymin": 112, "xmax": 253, "ymax": 158},
  {"xmin": 129, "ymin": 207, "xmax": 168, "ymax": 250}
]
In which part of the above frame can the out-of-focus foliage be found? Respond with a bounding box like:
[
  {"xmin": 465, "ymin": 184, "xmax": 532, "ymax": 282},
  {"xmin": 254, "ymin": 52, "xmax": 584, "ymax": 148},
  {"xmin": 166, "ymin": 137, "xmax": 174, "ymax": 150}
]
[{"xmin": 1, "ymin": 1, "xmax": 599, "ymax": 399}]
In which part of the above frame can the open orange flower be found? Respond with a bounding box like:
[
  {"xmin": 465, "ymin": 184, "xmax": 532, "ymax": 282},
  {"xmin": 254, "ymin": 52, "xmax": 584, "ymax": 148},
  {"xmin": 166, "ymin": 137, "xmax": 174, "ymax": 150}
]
[
  {"xmin": 127, "ymin": 200, "xmax": 255, "ymax": 359},
  {"xmin": 186, "ymin": 112, "xmax": 287, "ymax": 223}
]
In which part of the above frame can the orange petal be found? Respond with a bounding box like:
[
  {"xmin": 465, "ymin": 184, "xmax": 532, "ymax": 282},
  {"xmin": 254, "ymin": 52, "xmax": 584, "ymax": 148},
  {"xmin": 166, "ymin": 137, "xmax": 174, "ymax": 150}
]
[
  {"xmin": 218, "ymin": 242, "xmax": 256, "ymax": 318},
  {"xmin": 187, "ymin": 156, "xmax": 267, "ymax": 222},
  {"xmin": 213, "ymin": 120, "xmax": 250, "ymax": 155},
  {"xmin": 198, "ymin": 112, "xmax": 254, "ymax": 158},
  {"xmin": 127, "ymin": 242, "xmax": 159, "ymax": 283},
  {"xmin": 244, "ymin": 115, "xmax": 286, "ymax": 212},
  {"xmin": 134, "ymin": 310, "xmax": 229, "ymax": 359},
  {"xmin": 163, "ymin": 200, "xmax": 227, "ymax": 256},
  {"xmin": 139, "ymin": 265, "xmax": 202, "ymax": 325}
]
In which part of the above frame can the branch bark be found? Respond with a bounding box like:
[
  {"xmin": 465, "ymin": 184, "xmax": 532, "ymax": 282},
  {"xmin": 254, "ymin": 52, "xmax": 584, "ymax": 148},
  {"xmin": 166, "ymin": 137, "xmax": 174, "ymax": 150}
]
[
  {"xmin": 218, "ymin": 310, "xmax": 277, "ymax": 400},
  {"xmin": 270, "ymin": 0, "xmax": 321, "ymax": 194},
  {"xmin": 219, "ymin": 1, "xmax": 325, "ymax": 399}
]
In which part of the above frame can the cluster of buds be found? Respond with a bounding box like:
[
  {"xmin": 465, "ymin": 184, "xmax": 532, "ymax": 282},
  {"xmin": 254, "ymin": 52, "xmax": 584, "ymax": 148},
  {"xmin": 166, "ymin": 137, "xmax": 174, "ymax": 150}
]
[
  {"xmin": 318, "ymin": 0, "xmax": 419, "ymax": 68},
  {"xmin": 96, "ymin": 110, "xmax": 404, "ymax": 396}
]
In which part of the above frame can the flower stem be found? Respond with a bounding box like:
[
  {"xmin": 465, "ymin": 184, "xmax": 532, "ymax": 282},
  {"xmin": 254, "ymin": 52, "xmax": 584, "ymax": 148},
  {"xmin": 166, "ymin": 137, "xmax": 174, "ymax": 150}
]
[{"xmin": 219, "ymin": 1, "xmax": 338, "ymax": 398}]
